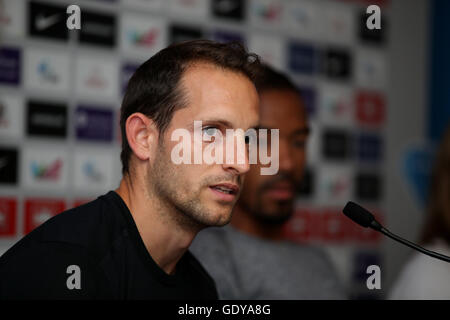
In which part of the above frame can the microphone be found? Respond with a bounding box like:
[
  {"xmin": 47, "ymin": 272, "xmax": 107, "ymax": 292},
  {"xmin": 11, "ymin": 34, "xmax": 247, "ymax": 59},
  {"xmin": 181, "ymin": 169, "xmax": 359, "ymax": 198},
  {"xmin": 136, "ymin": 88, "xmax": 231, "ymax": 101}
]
[{"xmin": 343, "ymin": 201, "xmax": 450, "ymax": 263}]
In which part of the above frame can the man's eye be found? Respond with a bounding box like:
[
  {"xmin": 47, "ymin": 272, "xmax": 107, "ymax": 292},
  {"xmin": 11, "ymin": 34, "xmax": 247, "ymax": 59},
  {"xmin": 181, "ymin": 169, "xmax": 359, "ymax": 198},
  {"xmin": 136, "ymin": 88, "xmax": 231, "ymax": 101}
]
[{"xmin": 202, "ymin": 126, "xmax": 219, "ymax": 136}]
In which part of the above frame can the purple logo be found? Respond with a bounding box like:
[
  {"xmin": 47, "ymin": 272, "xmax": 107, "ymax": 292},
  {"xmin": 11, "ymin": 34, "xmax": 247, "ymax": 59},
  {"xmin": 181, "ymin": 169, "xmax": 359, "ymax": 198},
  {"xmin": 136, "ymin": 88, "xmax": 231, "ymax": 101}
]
[
  {"xmin": 211, "ymin": 30, "xmax": 245, "ymax": 45},
  {"xmin": 121, "ymin": 63, "xmax": 139, "ymax": 95},
  {"xmin": 288, "ymin": 42, "xmax": 316, "ymax": 75},
  {"xmin": 75, "ymin": 105, "xmax": 114, "ymax": 142},
  {"xmin": 0, "ymin": 47, "xmax": 21, "ymax": 85}
]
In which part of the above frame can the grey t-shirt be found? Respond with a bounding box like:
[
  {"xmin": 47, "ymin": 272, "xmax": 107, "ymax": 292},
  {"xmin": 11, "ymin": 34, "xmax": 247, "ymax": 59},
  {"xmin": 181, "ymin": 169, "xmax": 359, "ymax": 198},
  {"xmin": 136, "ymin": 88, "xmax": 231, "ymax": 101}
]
[{"xmin": 191, "ymin": 225, "xmax": 346, "ymax": 300}]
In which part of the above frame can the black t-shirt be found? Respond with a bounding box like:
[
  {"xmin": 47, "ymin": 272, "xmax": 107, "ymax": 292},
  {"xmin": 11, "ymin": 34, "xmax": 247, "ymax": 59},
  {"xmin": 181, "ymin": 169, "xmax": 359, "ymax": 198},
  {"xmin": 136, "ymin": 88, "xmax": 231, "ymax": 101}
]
[{"xmin": 0, "ymin": 191, "xmax": 218, "ymax": 300}]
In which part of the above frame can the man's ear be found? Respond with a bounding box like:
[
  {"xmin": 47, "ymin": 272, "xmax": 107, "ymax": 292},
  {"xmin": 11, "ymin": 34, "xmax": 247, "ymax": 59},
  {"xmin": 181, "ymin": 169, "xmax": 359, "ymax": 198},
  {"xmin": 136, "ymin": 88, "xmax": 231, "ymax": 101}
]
[{"xmin": 125, "ymin": 112, "xmax": 159, "ymax": 163}]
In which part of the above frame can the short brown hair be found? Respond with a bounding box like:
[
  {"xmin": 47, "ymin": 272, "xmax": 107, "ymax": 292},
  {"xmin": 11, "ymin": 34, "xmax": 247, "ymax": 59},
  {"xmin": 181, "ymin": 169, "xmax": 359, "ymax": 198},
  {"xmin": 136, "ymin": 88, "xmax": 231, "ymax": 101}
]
[
  {"xmin": 255, "ymin": 64, "xmax": 300, "ymax": 94},
  {"xmin": 120, "ymin": 40, "xmax": 261, "ymax": 175}
]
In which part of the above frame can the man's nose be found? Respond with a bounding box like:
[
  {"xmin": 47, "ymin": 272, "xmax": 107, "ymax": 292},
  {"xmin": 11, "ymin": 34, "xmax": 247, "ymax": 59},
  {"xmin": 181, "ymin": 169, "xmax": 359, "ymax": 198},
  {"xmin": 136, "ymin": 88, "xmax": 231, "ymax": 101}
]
[{"xmin": 222, "ymin": 135, "xmax": 250, "ymax": 175}]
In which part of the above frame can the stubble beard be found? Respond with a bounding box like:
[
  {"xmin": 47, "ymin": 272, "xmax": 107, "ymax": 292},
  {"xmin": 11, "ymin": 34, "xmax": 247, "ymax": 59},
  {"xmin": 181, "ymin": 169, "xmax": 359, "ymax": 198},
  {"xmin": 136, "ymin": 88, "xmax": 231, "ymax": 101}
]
[{"xmin": 148, "ymin": 143, "xmax": 233, "ymax": 233}]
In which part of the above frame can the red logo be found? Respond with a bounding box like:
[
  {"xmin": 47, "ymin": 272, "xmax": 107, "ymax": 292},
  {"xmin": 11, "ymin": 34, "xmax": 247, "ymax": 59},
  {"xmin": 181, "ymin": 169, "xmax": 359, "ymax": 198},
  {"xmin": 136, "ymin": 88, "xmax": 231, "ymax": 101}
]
[
  {"xmin": 24, "ymin": 198, "xmax": 65, "ymax": 234},
  {"xmin": 355, "ymin": 91, "xmax": 385, "ymax": 126},
  {"xmin": 283, "ymin": 207, "xmax": 383, "ymax": 244},
  {"xmin": 0, "ymin": 198, "xmax": 17, "ymax": 236}
]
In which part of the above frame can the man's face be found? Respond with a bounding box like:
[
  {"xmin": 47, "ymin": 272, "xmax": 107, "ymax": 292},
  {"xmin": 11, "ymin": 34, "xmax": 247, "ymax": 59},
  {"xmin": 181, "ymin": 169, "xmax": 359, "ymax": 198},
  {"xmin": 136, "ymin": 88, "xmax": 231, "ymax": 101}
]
[
  {"xmin": 237, "ymin": 89, "xmax": 309, "ymax": 225},
  {"xmin": 149, "ymin": 63, "xmax": 259, "ymax": 229}
]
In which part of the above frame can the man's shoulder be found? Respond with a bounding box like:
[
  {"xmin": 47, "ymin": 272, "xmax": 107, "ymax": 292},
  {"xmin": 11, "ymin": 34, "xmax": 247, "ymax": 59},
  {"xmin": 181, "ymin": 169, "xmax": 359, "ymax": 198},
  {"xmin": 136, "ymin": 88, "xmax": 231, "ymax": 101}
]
[
  {"xmin": 0, "ymin": 192, "xmax": 121, "ymax": 299},
  {"xmin": 0, "ymin": 191, "xmax": 121, "ymax": 265}
]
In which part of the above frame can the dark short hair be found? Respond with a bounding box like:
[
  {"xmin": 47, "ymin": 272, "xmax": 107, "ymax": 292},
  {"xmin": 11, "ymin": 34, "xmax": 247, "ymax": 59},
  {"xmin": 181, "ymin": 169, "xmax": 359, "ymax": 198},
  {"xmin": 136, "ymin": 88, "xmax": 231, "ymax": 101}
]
[
  {"xmin": 120, "ymin": 40, "xmax": 262, "ymax": 175},
  {"xmin": 255, "ymin": 64, "xmax": 300, "ymax": 94}
]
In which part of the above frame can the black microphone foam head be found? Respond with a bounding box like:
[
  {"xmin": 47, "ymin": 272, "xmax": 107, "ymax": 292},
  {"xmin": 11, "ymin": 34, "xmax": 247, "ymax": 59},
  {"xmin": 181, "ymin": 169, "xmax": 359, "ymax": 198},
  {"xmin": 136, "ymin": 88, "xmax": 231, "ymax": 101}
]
[{"xmin": 343, "ymin": 201, "xmax": 375, "ymax": 228}]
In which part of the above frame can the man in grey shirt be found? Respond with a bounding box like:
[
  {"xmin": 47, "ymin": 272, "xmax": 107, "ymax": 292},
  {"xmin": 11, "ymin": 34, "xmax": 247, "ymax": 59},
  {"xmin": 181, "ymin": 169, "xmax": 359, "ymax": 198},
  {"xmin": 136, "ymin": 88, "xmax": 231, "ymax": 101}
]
[{"xmin": 191, "ymin": 65, "xmax": 346, "ymax": 299}]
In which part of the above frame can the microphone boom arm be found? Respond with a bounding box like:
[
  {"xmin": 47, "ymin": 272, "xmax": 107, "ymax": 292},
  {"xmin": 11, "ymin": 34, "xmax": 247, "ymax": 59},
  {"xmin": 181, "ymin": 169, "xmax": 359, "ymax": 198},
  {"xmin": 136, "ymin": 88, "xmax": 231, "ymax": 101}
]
[{"xmin": 379, "ymin": 227, "xmax": 450, "ymax": 263}]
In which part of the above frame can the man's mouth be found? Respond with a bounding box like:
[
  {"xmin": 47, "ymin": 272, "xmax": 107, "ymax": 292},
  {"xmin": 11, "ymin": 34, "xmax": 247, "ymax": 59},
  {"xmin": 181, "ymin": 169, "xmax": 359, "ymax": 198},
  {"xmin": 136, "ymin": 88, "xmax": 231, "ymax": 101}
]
[
  {"xmin": 209, "ymin": 183, "xmax": 239, "ymax": 201},
  {"xmin": 209, "ymin": 183, "xmax": 239, "ymax": 195}
]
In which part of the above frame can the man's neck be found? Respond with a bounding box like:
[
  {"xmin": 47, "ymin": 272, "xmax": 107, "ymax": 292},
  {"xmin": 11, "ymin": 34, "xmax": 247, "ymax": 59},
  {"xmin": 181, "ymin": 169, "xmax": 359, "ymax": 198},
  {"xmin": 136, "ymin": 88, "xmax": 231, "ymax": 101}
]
[
  {"xmin": 115, "ymin": 176, "xmax": 197, "ymax": 275},
  {"xmin": 230, "ymin": 205, "xmax": 284, "ymax": 241}
]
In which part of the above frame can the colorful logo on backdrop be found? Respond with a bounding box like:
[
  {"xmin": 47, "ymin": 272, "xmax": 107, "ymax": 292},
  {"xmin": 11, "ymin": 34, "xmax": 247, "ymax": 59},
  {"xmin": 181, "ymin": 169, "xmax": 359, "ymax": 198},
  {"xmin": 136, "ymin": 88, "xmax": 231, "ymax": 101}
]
[
  {"xmin": 319, "ymin": 85, "xmax": 354, "ymax": 125},
  {"xmin": 30, "ymin": 158, "xmax": 63, "ymax": 181},
  {"xmin": 23, "ymin": 147, "xmax": 68, "ymax": 190},
  {"xmin": 79, "ymin": 10, "xmax": 116, "ymax": 48},
  {"xmin": 83, "ymin": 161, "xmax": 104, "ymax": 182},
  {"xmin": 85, "ymin": 69, "xmax": 107, "ymax": 89},
  {"xmin": 0, "ymin": 147, "xmax": 18, "ymax": 185},
  {"xmin": 0, "ymin": 47, "xmax": 21, "ymax": 85},
  {"xmin": 323, "ymin": 5, "xmax": 355, "ymax": 44},
  {"xmin": 24, "ymin": 198, "xmax": 65, "ymax": 234},
  {"xmin": 0, "ymin": 198, "xmax": 17, "ymax": 236},
  {"xmin": 75, "ymin": 105, "xmax": 114, "ymax": 142},
  {"xmin": 283, "ymin": 208, "xmax": 383, "ymax": 244},
  {"xmin": 75, "ymin": 56, "xmax": 118, "ymax": 100},
  {"xmin": 26, "ymin": 101, "xmax": 67, "ymax": 138},
  {"xmin": 121, "ymin": 14, "xmax": 166, "ymax": 60},
  {"xmin": 37, "ymin": 59, "xmax": 59, "ymax": 83},
  {"xmin": 25, "ymin": 49, "xmax": 70, "ymax": 94},
  {"xmin": 74, "ymin": 151, "xmax": 115, "ymax": 192},
  {"xmin": 28, "ymin": 1, "xmax": 68, "ymax": 41},
  {"xmin": 284, "ymin": 1, "xmax": 318, "ymax": 40},
  {"xmin": 250, "ymin": 0, "xmax": 282, "ymax": 25},
  {"xmin": 318, "ymin": 166, "xmax": 352, "ymax": 204},
  {"xmin": 355, "ymin": 91, "xmax": 386, "ymax": 126},
  {"xmin": 128, "ymin": 27, "xmax": 160, "ymax": 46}
]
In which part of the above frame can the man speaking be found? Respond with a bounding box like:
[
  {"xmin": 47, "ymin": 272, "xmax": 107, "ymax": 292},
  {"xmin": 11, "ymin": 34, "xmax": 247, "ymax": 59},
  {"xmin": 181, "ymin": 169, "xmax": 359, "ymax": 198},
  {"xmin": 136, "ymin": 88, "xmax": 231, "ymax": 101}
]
[
  {"xmin": 191, "ymin": 65, "xmax": 346, "ymax": 299},
  {"xmin": 0, "ymin": 40, "xmax": 261, "ymax": 299}
]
